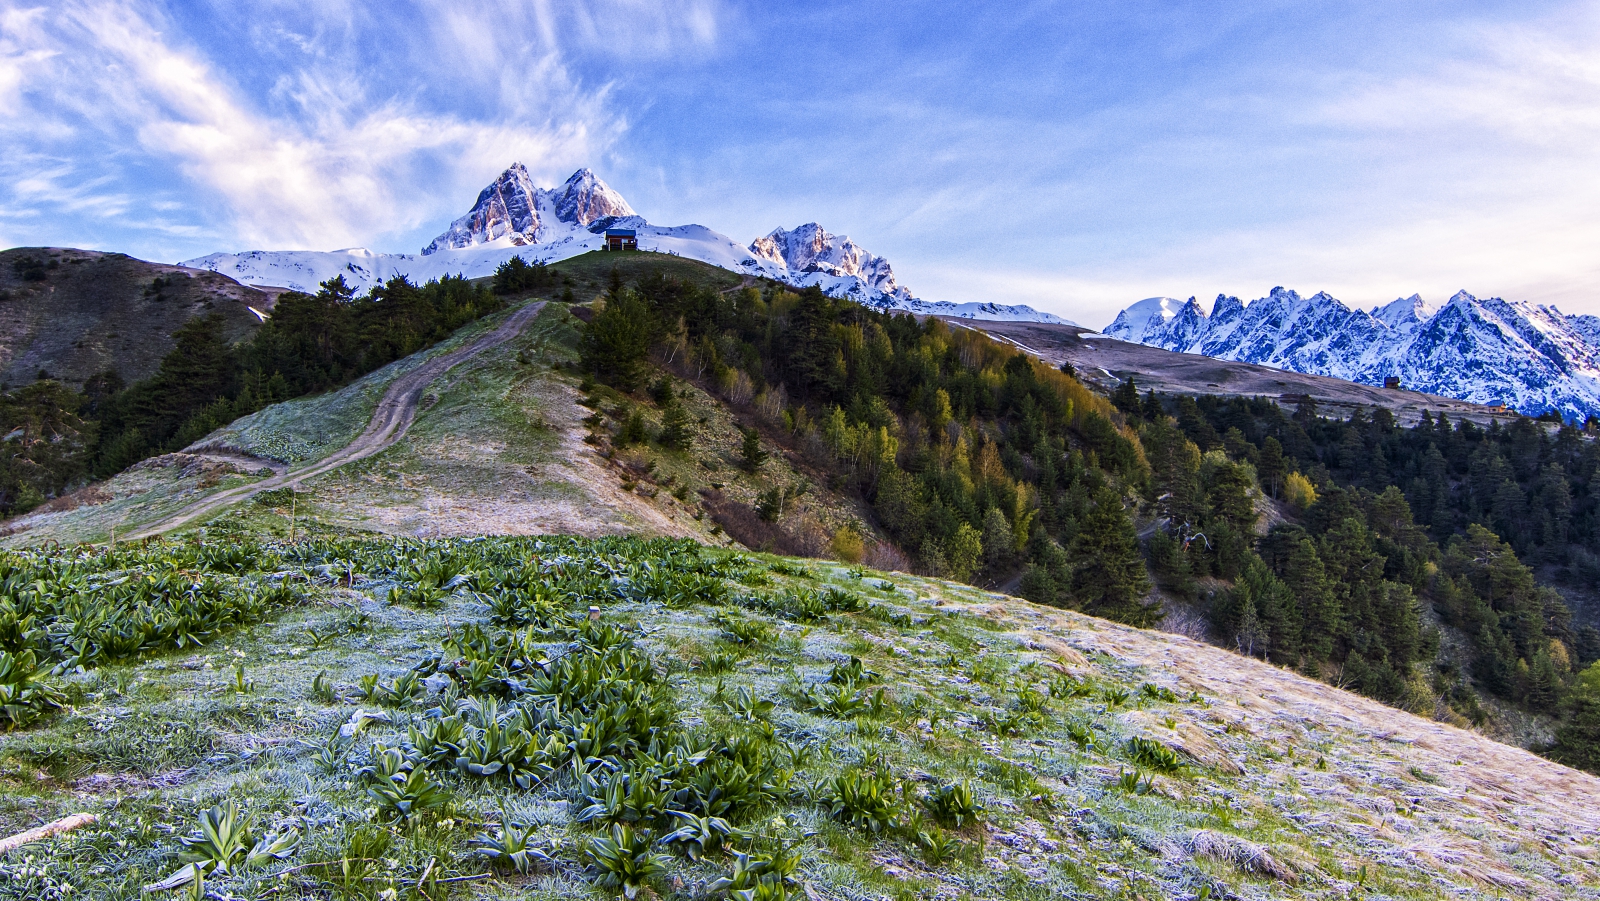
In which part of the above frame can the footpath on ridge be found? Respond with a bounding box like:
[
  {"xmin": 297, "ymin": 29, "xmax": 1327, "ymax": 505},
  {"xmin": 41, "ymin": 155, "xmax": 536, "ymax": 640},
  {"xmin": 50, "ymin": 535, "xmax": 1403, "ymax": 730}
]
[{"xmin": 128, "ymin": 301, "xmax": 548, "ymax": 540}]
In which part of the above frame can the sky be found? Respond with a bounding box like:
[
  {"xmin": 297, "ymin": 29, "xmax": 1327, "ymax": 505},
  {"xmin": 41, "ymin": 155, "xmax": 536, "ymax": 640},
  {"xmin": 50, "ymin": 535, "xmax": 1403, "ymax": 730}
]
[{"xmin": 4, "ymin": 1, "xmax": 1600, "ymax": 327}]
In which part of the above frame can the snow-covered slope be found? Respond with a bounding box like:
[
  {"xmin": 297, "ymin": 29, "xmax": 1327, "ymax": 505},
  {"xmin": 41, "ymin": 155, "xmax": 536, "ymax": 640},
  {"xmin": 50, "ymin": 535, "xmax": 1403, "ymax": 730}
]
[
  {"xmin": 1103, "ymin": 288, "xmax": 1600, "ymax": 422},
  {"xmin": 182, "ymin": 166, "xmax": 1070, "ymax": 324}
]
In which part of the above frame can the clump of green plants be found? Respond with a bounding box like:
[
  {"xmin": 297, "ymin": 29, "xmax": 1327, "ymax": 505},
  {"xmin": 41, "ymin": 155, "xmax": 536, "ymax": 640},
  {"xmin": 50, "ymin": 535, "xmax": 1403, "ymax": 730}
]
[
  {"xmin": 359, "ymin": 747, "xmax": 454, "ymax": 821},
  {"xmin": 715, "ymin": 612, "xmax": 776, "ymax": 646},
  {"xmin": 586, "ymin": 824, "xmax": 670, "ymax": 899},
  {"xmin": 925, "ymin": 780, "xmax": 983, "ymax": 828},
  {"xmin": 472, "ymin": 819, "xmax": 553, "ymax": 873},
  {"xmin": 1126, "ymin": 736, "xmax": 1187, "ymax": 774},
  {"xmin": 0, "ymin": 649, "xmax": 68, "ymax": 728},
  {"xmin": 708, "ymin": 848, "xmax": 803, "ymax": 900},
  {"xmin": 145, "ymin": 801, "xmax": 299, "ymax": 891},
  {"xmin": 698, "ymin": 648, "xmax": 739, "ymax": 674},
  {"xmin": 819, "ymin": 767, "xmax": 902, "ymax": 833}
]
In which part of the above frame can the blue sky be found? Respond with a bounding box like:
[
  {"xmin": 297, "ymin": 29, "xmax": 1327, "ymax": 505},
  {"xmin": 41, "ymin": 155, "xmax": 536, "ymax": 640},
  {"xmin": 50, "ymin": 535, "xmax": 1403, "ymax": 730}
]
[{"xmin": 4, "ymin": 1, "xmax": 1600, "ymax": 326}]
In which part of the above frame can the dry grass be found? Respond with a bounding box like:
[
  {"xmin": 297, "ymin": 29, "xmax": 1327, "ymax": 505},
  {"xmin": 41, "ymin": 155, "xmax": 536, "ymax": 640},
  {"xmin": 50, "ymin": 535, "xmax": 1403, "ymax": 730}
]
[{"xmin": 924, "ymin": 585, "xmax": 1600, "ymax": 899}]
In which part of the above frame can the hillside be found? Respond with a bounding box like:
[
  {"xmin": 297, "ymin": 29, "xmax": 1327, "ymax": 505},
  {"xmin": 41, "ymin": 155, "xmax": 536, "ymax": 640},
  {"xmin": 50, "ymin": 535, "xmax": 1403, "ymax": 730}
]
[
  {"xmin": 0, "ymin": 247, "xmax": 268, "ymax": 388},
  {"xmin": 0, "ymin": 253, "xmax": 1597, "ymax": 896},
  {"xmin": 0, "ymin": 531, "xmax": 1596, "ymax": 900}
]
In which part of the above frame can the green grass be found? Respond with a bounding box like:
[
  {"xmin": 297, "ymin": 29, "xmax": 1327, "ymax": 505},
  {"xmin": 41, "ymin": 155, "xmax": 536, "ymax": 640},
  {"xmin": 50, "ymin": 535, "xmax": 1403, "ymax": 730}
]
[
  {"xmin": 548, "ymin": 250, "xmax": 745, "ymax": 296},
  {"xmin": 0, "ymin": 534, "xmax": 1585, "ymax": 899}
]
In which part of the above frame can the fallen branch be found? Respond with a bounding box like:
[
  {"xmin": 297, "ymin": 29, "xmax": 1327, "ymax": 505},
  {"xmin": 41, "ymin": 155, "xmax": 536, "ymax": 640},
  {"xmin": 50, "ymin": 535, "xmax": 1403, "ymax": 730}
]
[{"xmin": 0, "ymin": 813, "xmax": 98, "ymax": 854}]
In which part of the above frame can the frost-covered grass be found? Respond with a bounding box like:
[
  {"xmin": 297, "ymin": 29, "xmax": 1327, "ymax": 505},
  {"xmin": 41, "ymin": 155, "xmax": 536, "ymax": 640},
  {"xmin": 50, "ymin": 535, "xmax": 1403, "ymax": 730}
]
[{"xmin": 0, "ymin": 529, "xmax": 1592, "ymax": 900}]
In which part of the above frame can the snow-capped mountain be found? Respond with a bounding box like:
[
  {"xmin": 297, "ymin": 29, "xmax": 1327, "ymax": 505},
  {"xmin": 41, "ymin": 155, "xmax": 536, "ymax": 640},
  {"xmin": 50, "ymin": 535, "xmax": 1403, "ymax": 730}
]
[
  {"xmin": 422, "ymin": 165, "xmax": 635, "ymax": 254},
  {"xmin": 182, "ymin": 166, "xmax": 1069, "ymax": 324},
  {"xmin": 1104, "ymin": 288, "xmax": 1600, "ymax": 422}
]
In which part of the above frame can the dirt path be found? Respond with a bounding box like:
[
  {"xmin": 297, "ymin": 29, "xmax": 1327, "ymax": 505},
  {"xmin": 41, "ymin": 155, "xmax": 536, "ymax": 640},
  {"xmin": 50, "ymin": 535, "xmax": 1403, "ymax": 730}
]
[{"xmin": 128, "ymin": 301, "xmax": 547, "ymax": 539}]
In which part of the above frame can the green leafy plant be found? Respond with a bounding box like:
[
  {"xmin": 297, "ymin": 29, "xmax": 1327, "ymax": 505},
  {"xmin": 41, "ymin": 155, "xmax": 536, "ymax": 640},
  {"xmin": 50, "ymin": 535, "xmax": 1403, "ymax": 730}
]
[
  {"xmin": 1049, "ymin": 674, "xmax": 1095, "ymax": 699},
  {"xmin": 586, "ymin": 824, "xmax": 670, "ymax": 900},
  {"xmin": 925, "ymin": 780, "xmax": 983, "ymax": 828},
  {"xmin": 716, "ymin": 614, "xmax": 776, "ymax": 646},
  {"xmin": 819, "ymin": 768, "xmax": 901, "ymax": 833},
  {"xmin": 719, "ymin": 685, "xmax": 775, "ymax": 722},
  {"xmin": 0, "ymin": 649, "xmax": 68, "ymax": 728},
  {"xmin": 145, "ymin": 801, "xmax": 299, "ymax": 891},
  {"xmin": 232, "ymin": 662, "xmax": 254, "ymax": 694},
  {"xmin": 799, "ymin": 682, "xmax": 869, "ymax": 718},
  {"xmin": 1126, "ymin": 736, "xmax": 1187, "ymax": 774},
  {"xmin": 1139, "ymin": 682, "xmax": 1180, "ymax": 702},
  {"xmin": 698, "ymin": 648, "xmax": 739, "ymax": 675},
  {"xmin": 707, "ymin": 848, "xmax": 802, "ymax": 900},
  {"xmin": 1099, "ymin": 685, "xmax": 1131, "ymax": 708},
  {"xmin": 472, "ymin": 820, "xmax": 552, "ymax": 873},
  {"xmin": 1064, "ymin": 720, "xmax": 1097, "ymax": 750},
  {"xmin": 827, "ymin": 656, "xmax": 879, "ymax": 687},
  {"xmin": 309, "ymin": 670, "xmax": 337, "ymax": 703},
  {"xmin": 363, "ymin": 748, "xmax": 453, "ymax": 822},
  {"xmin": 659, "ymin": 811, "xmax": 745, "ymax": 861},
  {"xmin": 1114, "ymin": 769, "xmax": 1154, "ymax": 794},
  {"xmin": 915, "ymin": 826, "xmax": 963, "ymax": 866}
]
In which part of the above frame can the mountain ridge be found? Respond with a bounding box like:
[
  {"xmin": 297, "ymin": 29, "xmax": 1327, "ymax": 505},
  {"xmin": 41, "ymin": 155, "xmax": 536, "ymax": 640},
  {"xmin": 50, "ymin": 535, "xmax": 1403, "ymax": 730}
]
[
  {"xmin": 183, "ymin": 167, "xmax": 1071, "ymax": 325},
  {"xmin": 1104, "ymin": 288, "xmax": 1600, "ymax": 422}
]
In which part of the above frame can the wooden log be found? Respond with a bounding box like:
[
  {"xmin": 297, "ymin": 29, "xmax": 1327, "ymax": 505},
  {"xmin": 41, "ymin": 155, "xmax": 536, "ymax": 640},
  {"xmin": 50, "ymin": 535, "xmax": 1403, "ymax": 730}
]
[{"xmin": 0, "ymin": 813, "xmax": 97, "ymax": 854}]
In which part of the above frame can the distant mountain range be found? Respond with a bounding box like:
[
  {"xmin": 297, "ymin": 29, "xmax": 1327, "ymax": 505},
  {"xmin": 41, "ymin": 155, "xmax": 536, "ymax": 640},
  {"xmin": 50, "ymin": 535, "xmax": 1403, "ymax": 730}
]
[
  {"xmin": 183, "ymin": 166, "xmax": 1071, "ymax": 325},
  {"xmin": 1103, "ymin": 288, "xmax": 1600, "ymax": 423}
]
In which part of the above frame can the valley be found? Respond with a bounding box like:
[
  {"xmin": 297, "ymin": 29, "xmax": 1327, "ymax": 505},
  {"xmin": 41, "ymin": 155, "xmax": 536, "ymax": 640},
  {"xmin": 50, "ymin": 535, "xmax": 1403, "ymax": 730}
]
[{"xmin": 961, "ymin": 319, "xmax": 1527, "ymax": 427}]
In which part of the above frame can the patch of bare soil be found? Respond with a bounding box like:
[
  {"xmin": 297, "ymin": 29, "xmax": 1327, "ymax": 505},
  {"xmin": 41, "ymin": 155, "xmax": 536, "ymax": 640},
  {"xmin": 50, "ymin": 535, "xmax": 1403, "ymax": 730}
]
[{"xmin": 31, "ymin": 484, "xmax": 111, "ymax": 514}]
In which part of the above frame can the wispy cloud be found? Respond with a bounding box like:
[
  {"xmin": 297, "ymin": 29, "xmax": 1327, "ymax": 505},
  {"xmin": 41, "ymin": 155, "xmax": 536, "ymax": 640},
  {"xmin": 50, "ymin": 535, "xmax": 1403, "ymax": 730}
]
[{"xmin": 0, "ymin": 0, "xmax": 728, "ymax": 256}]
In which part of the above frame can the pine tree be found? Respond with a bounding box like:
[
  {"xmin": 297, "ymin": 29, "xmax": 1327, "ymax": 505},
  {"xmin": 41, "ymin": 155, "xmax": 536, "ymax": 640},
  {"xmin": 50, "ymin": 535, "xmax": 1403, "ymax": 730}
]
[
  {"xmin": 1069, "ymin": 486, "xmax": 1158, "ymax": 626},
  {"xmin": 739, "ymin": 427, "xmax": 768, "ymax": 472},
  {"xmin": 1279, "ymin": 532, "xmax": 1338, "ymax": 661},
  {"xmin": 1554, "ymin": 662, "xmax": 1600, "ymax": 773},
  {"xmin": 1257, "ymin": 436, "xmax": 1286, "ymax": 498},
  {"xmin": 1112, "ymin": 376, "xmax": 1140, "ymax": 415},
  {"xmin": 657, "ymin": 401, "xmax": 692, "ymax": 451}
]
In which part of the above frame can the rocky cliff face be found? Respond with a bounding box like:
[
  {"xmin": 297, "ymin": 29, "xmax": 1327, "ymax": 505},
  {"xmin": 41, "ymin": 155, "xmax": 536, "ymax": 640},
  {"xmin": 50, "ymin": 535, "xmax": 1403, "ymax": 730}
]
[
  {"xmin": 1104, "ymin": 288, "xmax": 1600, "ymax": 422},
  {"xmin": 749, "ymin": 223, "xmax": 910, "ymax": 305}
]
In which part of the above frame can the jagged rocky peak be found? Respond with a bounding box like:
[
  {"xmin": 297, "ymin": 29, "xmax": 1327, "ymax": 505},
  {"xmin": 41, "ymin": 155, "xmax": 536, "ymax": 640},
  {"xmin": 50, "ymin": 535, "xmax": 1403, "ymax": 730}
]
[
  {"xmin": 1102, "ymin": 286, "xmax": 1600, "ymax": 422},
  {"xmin": 553, "ymin": 168, "xmax": 635, "ymax": 227},
  {"xmin": 750, "ymin": 223, "xmax": 902, "ymax": 295},
  {"xmin": 423, "ymin": 165, "xmax": 635, "ymax": 255}
]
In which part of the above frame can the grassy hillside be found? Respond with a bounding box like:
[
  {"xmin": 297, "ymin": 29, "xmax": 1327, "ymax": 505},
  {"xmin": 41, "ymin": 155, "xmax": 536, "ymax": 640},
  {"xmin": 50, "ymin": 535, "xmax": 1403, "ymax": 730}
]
[
  {"xmin": 0, "ymin": 530, "xmax": 1594, "ymax": 900},
  {"xmin": 0, "ymin": 247, "xmax": 266, "ymax": 388},
  {"xmin": 551, "ymin": 251, "xmax": 745, "ymax": 297}
]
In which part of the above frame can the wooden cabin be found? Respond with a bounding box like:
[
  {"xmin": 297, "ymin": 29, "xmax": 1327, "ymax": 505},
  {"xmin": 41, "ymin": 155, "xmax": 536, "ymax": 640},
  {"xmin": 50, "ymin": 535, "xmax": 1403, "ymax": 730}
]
[
  {"xmin": 604, "ymin": 228, "xmax": 638, "ymax": 251},
  {"xmin": 1383, "ymin": 376, "xmax": 1402, "ymax": 390}
]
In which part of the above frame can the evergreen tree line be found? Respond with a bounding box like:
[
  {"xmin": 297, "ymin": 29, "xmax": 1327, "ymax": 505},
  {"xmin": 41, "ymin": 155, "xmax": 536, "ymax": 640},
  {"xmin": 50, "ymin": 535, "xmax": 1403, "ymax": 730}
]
[
  {"xmin": 441, "ymin": 262, "xmax": 1600, "ymax": 770},
  {"xmin": 0, "ymin": 274, "xmax": 505, "ymax": 515},
  {"xmin": 579, "ymin": 269, "xmax": 1159, "ymax": 627},
  {"xmin": 1117, "ymin": 381, "xmax": 1600, "ymax": 743}
]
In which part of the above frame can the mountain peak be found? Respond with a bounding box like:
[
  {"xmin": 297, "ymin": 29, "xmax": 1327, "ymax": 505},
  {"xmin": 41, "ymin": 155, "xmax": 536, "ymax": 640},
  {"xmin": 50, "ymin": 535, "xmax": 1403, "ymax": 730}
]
[
  {"xmin": 1104, "ymin": 286, "xmax": 1600, "ymax": 422},
  {"xmin": 422, "ymin": 166, "xmax": 636, "ymax": 255}
]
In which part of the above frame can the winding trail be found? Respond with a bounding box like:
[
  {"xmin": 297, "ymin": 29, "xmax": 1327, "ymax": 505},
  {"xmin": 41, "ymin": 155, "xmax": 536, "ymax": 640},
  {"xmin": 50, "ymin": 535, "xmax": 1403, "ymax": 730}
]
[{"xmin": 129, "ymin": 301, "xmax": 546, "ymax": 540}]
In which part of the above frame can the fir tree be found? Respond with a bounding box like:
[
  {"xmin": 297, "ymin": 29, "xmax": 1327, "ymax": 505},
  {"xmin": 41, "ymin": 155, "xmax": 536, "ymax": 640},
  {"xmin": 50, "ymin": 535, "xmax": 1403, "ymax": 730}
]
[{"xmin": 1069, "ymin": 486, "xmax": 1158, "ymax": 626}]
